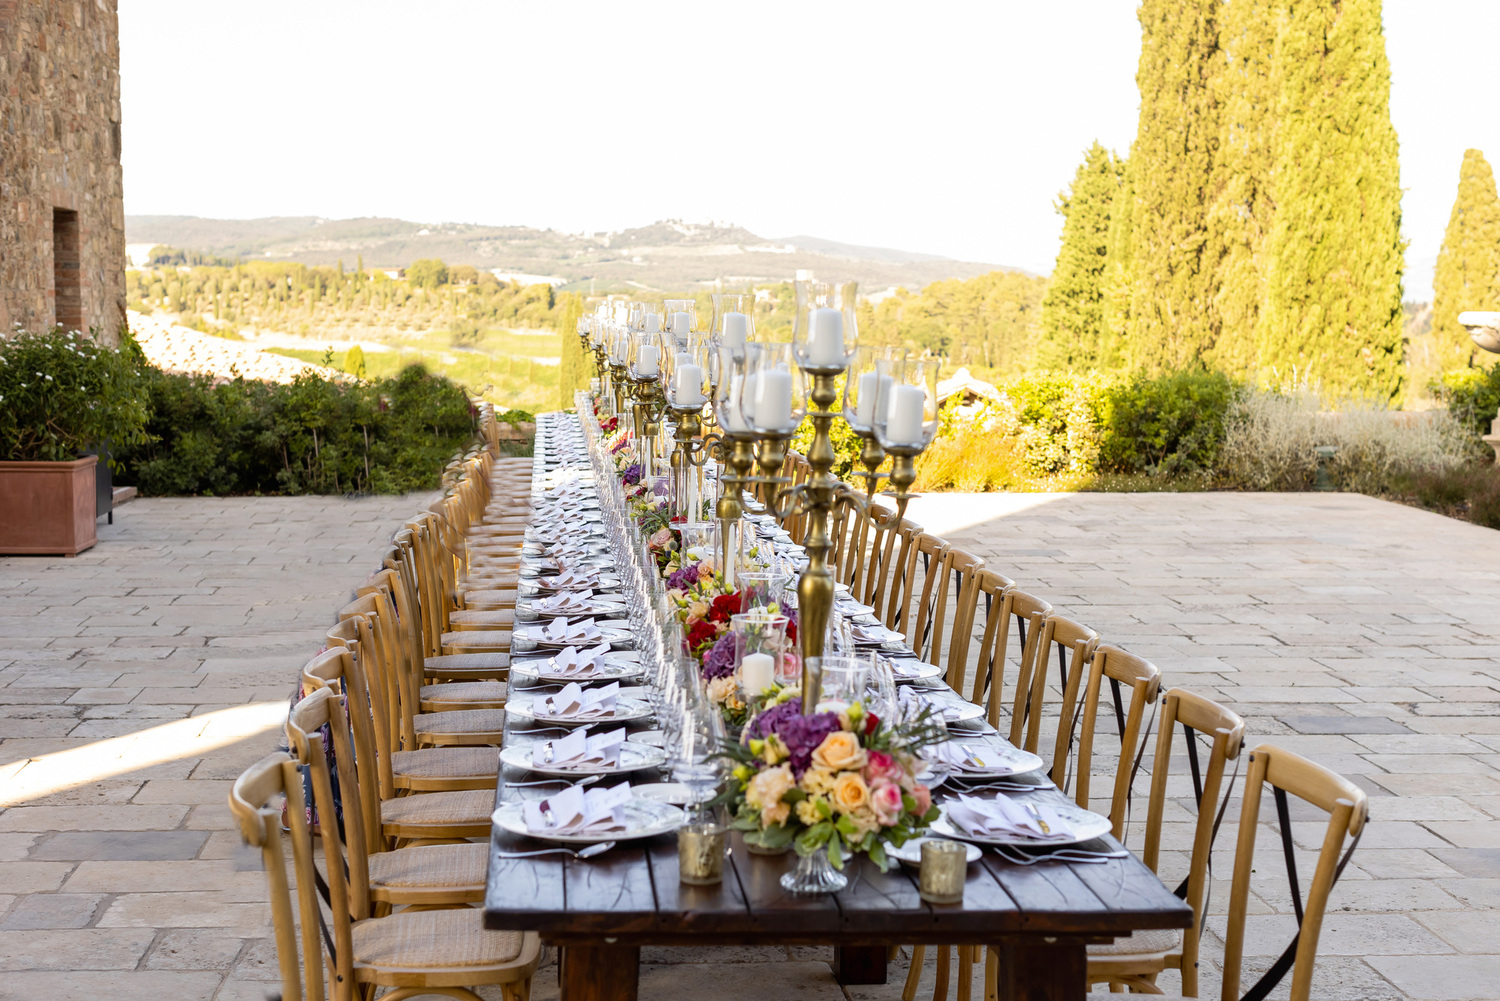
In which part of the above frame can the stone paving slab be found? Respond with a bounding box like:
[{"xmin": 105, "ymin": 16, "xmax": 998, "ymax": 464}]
[{"xmin": 3, "ymin": 490, "xmax": 1498, "ymax": 999}]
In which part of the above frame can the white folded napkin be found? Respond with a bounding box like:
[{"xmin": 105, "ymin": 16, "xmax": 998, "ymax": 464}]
[
  {"xmin": 544, "ymin": 681, "xmax": 620, "ymax": 718},
  {"xmin": 889, "ymin": 658, "xmax": 927, "ymax": 679},
  {"xmin": 542, "ymin": 569, "xmax": 601, "ymax": 590},
  {"xmin": 532, "ymin": 725, "xmax": 627, "ymax": 767},
  {"xmin": 944, "ymin": 794, "xmax": 1073, "ymax": 841},
  {"xmin": 534, "ymin": 591, "xmax": 596, "ymax": 615},
  {"xmin": 537, "ymin": 617, "xmax": 602, "ymax": 645},
  {"xmin": 932, "ymin": 741, "xmax": 1012, "ymax": 772},
  {"xmin": 522, "ymin": 780, "xmax": 633, "ymax": 835},
  {"xmin": 546, "ymin": 643, "xmax": 612, "ymax": 677}
]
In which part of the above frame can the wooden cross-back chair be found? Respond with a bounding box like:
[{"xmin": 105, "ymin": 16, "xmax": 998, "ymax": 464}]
[
  {"xmin": 923, "ymin": 546, "xmax": 985, "ymax": 684},
  {"xmin": 295, "ymin": 649, "xmax": 494, "ymax": 847},
  {"xmin": 1086, "ymin": 687, "xmax": 1244, "ymax": 995},
  {"xmin": 1072, "ymin": 644, "xmax": 1163, "ymax": 834},
  {"xmin": 284, "ymin": 685, "xmax": 491, "ymax": 910},
  {"xmin": 965, "ymin": 573, "xmax": 1042, "ymax": 732},
  {"xmin": 1012, "ymin": 611, "xmax": 1100, "ymax": 784},
  {"xmin": 890, "ymin": 532, "xmax": 950, "ymax": 649},
  {"xmin": 301, "ymin": 642, "xmax": 498, "ymax": 796},
  {"xmin": 1132, "ymin": 744, "xmax": 1369, "ymax": 1001},
  {"xmin": 874, "ymin": 517, "xmax": 926, "ymax": 630},
  {"xmin": 230, "ymin": 745, "xmax": 540, "ymax": 1001}
]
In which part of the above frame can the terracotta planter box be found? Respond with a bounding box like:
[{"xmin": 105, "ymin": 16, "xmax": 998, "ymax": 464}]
[{"xmin": 0, "ymin": 457, "xmax": 99, "ymax": 555}]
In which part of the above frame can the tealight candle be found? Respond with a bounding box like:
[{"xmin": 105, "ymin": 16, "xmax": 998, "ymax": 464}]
[
  {"xmin": 753, "ymin": 368, "xmax": 793, "ymax": 430},
  {"xmin": 636, "ymin": 344, "xmax": 660, "ymax": 378},
  {"xmin": 855, "ymin": 370, "xmax": 894, "ymax": 427},
  {"xmin": 740, "ymin": 652, "xmax": 774, "ymax": 695},
  {"xmin": 919, "ymin": 839, "xmax": 967, "ymax": 904},
  {"xmin": 806, "ymin": 307, "xmax": 845, "ymax": 366},
  {"xmin": 722, "ymin": 313, "xmax": 749, "ymax": 352},
  {"xmin": 678, "ymin": 823, "xmax": 726, "ymax": 885},
  {"xmin": 885, "ymin": 384, "xmax": 926, "ymax": 444}
]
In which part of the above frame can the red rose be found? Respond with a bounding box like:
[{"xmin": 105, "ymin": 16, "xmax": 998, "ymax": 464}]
[
  {"xmin": 864, "ymin": 712, "xmax": 880, "ymax": 736},
  {"xmin": 687, "ymin": 620, "xmax": 717, "ymax": 651}
]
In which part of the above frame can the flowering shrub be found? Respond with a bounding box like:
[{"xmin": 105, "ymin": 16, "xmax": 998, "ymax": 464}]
[
  {"xmin": 720, "ymin": 697, "xmax": 943, "ymax": 867},
  {"xmin": 0, "ymin": 328, "xmax": 150, "ymax": 462}
]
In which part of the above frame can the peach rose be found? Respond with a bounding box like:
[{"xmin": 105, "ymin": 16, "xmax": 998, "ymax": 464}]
[
  {"xmin": 687, "ymin": 600, "xmax": 710, "ymax": 621},
  {"xmin": 812, "ymin": 730, "xmax": 867, "ymax": 772},
  {"xmin": 869, "ymin": 778, "xmax": 903, "ymax": 826},
  {"xmin": 746, "ymin": 764, "xmax": 795, "ymax": 827},
  {"xmin": 909, "ymin": 783, "xmax": 932, "ymax": 816},
  {"xmin": 832, "ymin": 772, "xmax": 870, "ymax": 815}
]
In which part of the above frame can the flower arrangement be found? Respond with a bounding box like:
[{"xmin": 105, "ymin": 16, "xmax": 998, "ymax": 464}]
[{"xmin": 720, "ymin": 698, "xmax": 943, "ymax": 868}]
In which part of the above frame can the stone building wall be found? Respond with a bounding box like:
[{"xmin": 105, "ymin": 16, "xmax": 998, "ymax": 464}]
[{"xmin": 0, "ymin": 0, "xmax": 125, "ymax": 344}]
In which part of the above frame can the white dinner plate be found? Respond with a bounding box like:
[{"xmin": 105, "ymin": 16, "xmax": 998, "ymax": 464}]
[
  {"xmin": 514, "ymin": 624, "xmax": 632, "ymax": 649},
  {"xmin": 519, "ymin": 573, "xmax": 622, "ymax": 594},
  {"xmin": 930, "ymin": 801, "xmax": 1113, "ymax": 847},
  {"xmin": 888, "ymin": 659, "xmax": 944, "ymax": 683},
  {"xmin": 491, "ymin": 797, "xmax": 685, "ymax": 844},
  {"xmin": 941, "ymin": 742, "xmax": 1045, "ymax": 778},
  {"xmin": 625, "ymin": 729, "xmax": 665, "ymax": 748},
  {"xmin": 500, "ymin": 741, "xmax": 667, "ymax": 777},
  {"xmin": 510, "ymin": 656, "xmax": 644, "ymax": 684},
  {"xmin": 632, "ymin": 781, "xmax": 692, "ymax": 805},
  {"xmin": 885, "ymin": 836, "xmax": 983, "ymax": 868},
  {"xmin": 505, "ymin": 695, "xmax": 654, "ymax": 726}
]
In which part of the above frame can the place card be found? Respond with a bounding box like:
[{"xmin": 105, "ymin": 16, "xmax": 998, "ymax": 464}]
[
  {"xmin": 522, "ymin": 780, "xmax": 633, "ymax": 835},
  {"xmin": 545, "ymin": 681, "xmax": 620, "ymax": 718}
]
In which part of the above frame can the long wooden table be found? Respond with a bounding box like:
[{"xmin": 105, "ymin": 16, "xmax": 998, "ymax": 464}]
[{"xmin": 483, "ymin": 702, "xmax": 1191, "ymax": 1001}]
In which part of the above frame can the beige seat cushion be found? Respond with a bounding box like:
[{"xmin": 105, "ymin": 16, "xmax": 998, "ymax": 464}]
[
  {"xmin": 380, "ymin": 789, "xmax": 494, "ymax": 827},
  {"xmin": 441, "ymin": 631, "xmax": 511, "ymax": 654},
  {"xmin": 367, "ymin": 841, "xmax": 488, "ymax": 891},
  {"xmin": 461, "ymin": 589, "xmax": 516, "ymax": 610},
  {"xmin": 420, "ymin": 680, "xmax": 508, "ymax": 708},
  {"xmin": 1087, "ymin": 926, "xmax": 1182, "ymax": 958},
  {"xmin": 424, "ymin": 652, "xmax": 509, "ymax": 676},
  {"xmin": 414, "ymin": 707, "xmax": 507, "ymax": 737},
  {"xmin": 391, "ymin": 746, "xmax": 499, "ymax": 781},
  {"xmin": 450, "ymin": 609, "xmax": 515, "ymax": 627},
  {"xmin": 353, "ymin": 909, "xmax": 528, "ymax": 970}
]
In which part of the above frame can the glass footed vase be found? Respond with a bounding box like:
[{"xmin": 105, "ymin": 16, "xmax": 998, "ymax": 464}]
[{"xmin": 780, "ymin": 848, "xmax": 848, "ymax": 895}]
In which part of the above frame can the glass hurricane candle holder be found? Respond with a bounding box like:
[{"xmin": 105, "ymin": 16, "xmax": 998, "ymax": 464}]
[
  {"xmin": 663, "ymin": 298, "xmax": 698, "ymax": 347},
  {"xmin": 711, "ymin": 293, "xmax": 754, "ymax": 356},
  {"xmin": 814, "ymin": 654, "xmax": 871, "ymax": 709},
  {"xmin": 739, "ymin": 342, "xmax": 806, "ymax": 438},
  {"xmin": 731, "ymin": 611, "xmax": 790, "ymax": 702},
  {"xmin": 793, "ymin": 279, "xmax": 858, "ymax": 372},
  {"xmin": 874, "ymin": 355, "xmax": 939, "ymax": 453},
  {"xmin": 842, "ymin": 345, "xmax": 898, "ymax": 434}
]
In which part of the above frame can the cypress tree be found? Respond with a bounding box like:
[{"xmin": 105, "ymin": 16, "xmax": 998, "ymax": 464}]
[
  {"xmin": 1207, "ymin": 0, "xmax": 1277, "ymax": 376},
  {"xmin": 555, "ymin": 291, "xmax": 590, "ymax": 409},
  {"xmin": 1432, "ymin": 148, "xmax": 1500, "ymax": 371},
  {"xmin": 1100, "ymin": 156, "xmax": 1136, "ymax": 370},
  {"xmin": 1126, "ymin": 0, "xmax": 1222, "ymax": 372},
  {"xmin": 1037, "ymin": 142, "xmax": 1124, "ymax": 370},
  {"xmin": 1260, "ymin": 0, "xmax": 1405, "ymax": 399}
]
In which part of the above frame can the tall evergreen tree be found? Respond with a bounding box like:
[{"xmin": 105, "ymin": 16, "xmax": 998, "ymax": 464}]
[
  {"xmin": 1206, "ymin": 0, "xmax": 1277, "ymax": 375},
  {"xmin": 555, "ymin": 292, "xmax": 590, "ymax": 410},
  {"xmin": 1100, "ymin": 156, "xmax": 1136, "ymax": 370},
  {"xmin": 1432, "ymin": 148, "xmax": 1500, "ymax": 371},
  {"xmin": 1260, "ymin": 0, "xmax": 1405, "ymax": 399},
  {"xmin": 1126, "ymin": 0, "xmax": 1222, "ymax": 372},
  {"xmin": 1037, "ymin": 142, "xmax": 1124, "ymax": 370}
]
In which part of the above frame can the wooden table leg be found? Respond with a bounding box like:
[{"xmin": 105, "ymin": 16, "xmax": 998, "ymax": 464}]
[
  {"xmin": 833, "ymin": 945, "xmax": 888, "ymax": 985},
  {"xmin": 559, "ymin": 943, "xmax": 640, "ymax": 1001},
  {"xmin": 992, "ymin": 935, "xmax": 1086, "ymax": 1001}
]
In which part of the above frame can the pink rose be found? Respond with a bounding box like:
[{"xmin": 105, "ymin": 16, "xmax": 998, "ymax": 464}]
[
  {"xmin": 863, "ymin": 749, "xmax": 902, "ymax": 785},
  {"xmin": 869, "ymin": 778, "xmax": 903, "ymax": 826},
  {"xmin": 649, "ymin": 528, "xmax": 673, "ymax": 549},
  {"xmin": 909, "ymin": 783, "xmax": 932, "ymax": 816}
]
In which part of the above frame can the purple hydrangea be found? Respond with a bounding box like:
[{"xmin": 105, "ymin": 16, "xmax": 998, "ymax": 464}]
[
  {"xmin": 622, "ymin": 463, "xmax": 642, "ymax": 486},
  {"xmin": 665, "ymin": 562, "xmax": 701, "ymax": 591},
  {"xmin": 747, "ymin": 699, "xmax": 841, "ymax": 777},
  {"xmin": 702, "ymin": 632, "xmax": 737, "ymax": 681}
]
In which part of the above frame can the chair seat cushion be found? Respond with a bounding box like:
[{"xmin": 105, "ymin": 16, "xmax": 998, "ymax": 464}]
[
  {"xmin": 368, "ymin": 841, "xmax": 488, "ymax": 889},
  {"xmin": 414, "ymin": 707, "xmax": 507, "ymax": 736},
  {"xmin": 420, "ymin": 680, "xmax": 508, "ymax": 708},
  {"xmin": 391, "ymin": 746, "xmax": 499, "ymax": 781},
  {"xmin": 441, "ymin": 630, "xmax": 511, "ymax": 653},
  {"xmin": 380, "ymin": 789, "xmax": 494, "ymax": 828},
  {"xmin": 353, "ymin": 909, "xmax": 530, "ymax": 970},
  {"xmin": 461, "ymin": 589, "xmax": 516, "ymax": 610},
  {"xmin": 450, "ymin": 609, "xmax": 515, "ymax": 627},
  {"xmin": 1087, "ymin": 926, "xmax": 1182, "ymax": 959}
]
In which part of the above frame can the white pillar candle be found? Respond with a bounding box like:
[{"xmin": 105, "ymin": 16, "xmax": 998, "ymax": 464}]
[
  {"xmin": 806, "ymin": 308, "xmax": 845, "ymax": 366},
  {"xmin": 855, "ymin": 371, "xmax": 894, "ymax": 426},
  {"xmin": 636, "ymin": 344, "xmax": 659, "ymax": 378},
  {"xmin": 741, "ymin": 652, "xmax": 775, "ymax": 695},
  {"xmin": 753, "ymin": 368, "xmax": 793, "ymax": 430},
  {"xmin": 671, "ymin": 311, "xmax": 691, "ymax": 336},
  {"xmin": 740, "ymin": 372, "xmax": 760, "ymax": 426},
  {"xmin": 675, "ymin": 363, "xmax": 704, "ymax": 405},
  {"xmin": 722, "ymin": 313, "xmax": 749, "ymax": 351},
  {"xmin": 645, "ymin": 313, "xmax": 662, "ymax": 333},
  {"xmin": 885, "ymin": 384, "xmax": 926, "ymax": 444}
]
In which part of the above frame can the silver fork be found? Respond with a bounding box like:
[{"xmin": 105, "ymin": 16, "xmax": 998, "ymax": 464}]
[
  {"xmin": 508, "ymin": 775, "xmax": 601, "ymax": 791},
  {"xmin": 991, "ymin": 845, "xmax": 1128, "ymax": 866},
  {"xmin": 496, "ymin": 841, "xmax": 616, "ymax": 860}
]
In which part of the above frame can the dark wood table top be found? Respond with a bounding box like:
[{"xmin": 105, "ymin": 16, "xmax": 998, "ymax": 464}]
[{"xmin": 483, "ymin": 688, "xmax": 1192, "ymax": 947}]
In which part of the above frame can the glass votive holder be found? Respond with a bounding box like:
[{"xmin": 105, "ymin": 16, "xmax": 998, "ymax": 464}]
[
  {"xmin": 919, "ymin": 839, "xmax": 967, "ymax": 904},
  {"xmin": 678, "ymin": 823, "xmax": 727, "ymax": 885}
]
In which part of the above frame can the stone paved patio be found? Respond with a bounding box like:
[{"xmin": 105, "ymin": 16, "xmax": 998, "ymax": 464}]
[{"xmin": 1, "ymin": 490, "xmax": 1497, "ymax": 1000}]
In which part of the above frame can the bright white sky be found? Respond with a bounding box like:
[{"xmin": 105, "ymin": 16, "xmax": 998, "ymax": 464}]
[{"xmin": 119, "ymin": 0, "xmax": 1500, "ymax": 300}]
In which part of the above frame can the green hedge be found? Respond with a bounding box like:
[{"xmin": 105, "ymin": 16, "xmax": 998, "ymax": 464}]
[
  {"xmin": 1098, "ymin": 370, "xmax": 1237, "ymax": 475},
  {"xmin": 116, "ymin": 365, "xmax": 476, "ymax": 496}
]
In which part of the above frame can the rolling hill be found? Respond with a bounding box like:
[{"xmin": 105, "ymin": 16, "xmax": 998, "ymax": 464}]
[{"xmin": 125, "ymin": 215, "xmax": 1028, "ymax": 293}]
